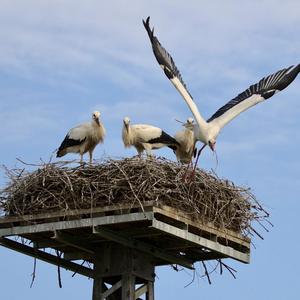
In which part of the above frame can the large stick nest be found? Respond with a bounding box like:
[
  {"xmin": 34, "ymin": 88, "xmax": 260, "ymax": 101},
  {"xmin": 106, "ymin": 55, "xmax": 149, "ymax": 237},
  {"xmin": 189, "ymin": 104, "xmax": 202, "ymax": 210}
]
[{"xmin": 0, "ymin": 157, "xmax": 269, "ymax": 236}]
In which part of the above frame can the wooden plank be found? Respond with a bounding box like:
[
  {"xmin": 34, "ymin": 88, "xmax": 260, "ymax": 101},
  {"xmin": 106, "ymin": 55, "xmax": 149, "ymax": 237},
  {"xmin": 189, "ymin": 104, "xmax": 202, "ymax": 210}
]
[
  {"xmin": 151, "ymin": 219, "xmax": 250, "ymax": 264},
  {"xmin": 0, "ymin": 212, "xmax": 154, "ymax": 237},
  {"xmin": 153, "ymin": 205, "xmax": 250, "ymax": 245},
  {"xmin": 0, "ymin": 202, "xmax": 155, "ymax": 225},
  {"xmin": 93, "ymin": 227, "xmax": 194, "ymax": 270},
  {"xmin": 155, "ymin": 205, "xmax": 240, "ymax": 240},
  {"xmin": 0, "ymin": 237, "xmax": 93, "ymax": 277}
]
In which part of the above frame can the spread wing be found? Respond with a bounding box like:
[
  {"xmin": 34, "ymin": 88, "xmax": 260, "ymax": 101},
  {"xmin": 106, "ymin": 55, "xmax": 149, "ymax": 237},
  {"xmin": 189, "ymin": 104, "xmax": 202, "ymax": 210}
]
[
  {"xmin": 208, "ymin": 64, "xmax": 300, "ymax": 129},
  {"xmin": 143, "ymin": 16, "xmax": 207, "ymax": 128}
]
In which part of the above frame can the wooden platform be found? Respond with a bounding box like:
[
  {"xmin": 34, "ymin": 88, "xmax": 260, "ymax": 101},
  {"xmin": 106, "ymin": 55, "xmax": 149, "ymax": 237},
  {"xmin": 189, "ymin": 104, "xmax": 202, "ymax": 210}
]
[
  {"xmin": 0, "ymin": 202, "xmax": 251, "ymax": 299},
  {"xmin": 0, "ymin": 201, "xmax": 250, "ymax": 266}
]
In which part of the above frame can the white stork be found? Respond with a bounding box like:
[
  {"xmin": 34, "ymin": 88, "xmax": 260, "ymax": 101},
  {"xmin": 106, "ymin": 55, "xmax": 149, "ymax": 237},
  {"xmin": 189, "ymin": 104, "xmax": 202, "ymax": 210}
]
[
  {"xmin": 143, "ymin": 17, "xmax": 300, "ymax": 161},
  {"xmin": 56, "ymin": 111, "xmax": 106, "ymax": 163},
  {"xmin": 173, "ymin": 118, "xmax": 196, "ymax": 164},
  {"xmin": 122, "ymin": 116, "xmax": 180, "ymax": 157}
]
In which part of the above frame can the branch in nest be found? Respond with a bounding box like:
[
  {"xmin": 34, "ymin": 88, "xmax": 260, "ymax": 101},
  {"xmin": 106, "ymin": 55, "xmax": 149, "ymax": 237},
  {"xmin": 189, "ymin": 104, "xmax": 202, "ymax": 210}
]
[{"xmin": 0, "ymin": 157, "xmax": 270, "ymax": 237}]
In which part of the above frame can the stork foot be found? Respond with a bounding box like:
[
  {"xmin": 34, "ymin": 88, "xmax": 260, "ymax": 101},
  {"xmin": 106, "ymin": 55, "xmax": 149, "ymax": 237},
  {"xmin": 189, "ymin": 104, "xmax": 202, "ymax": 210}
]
[{"xmin": 182, "ymin": 162, "xmax": 195, "ymax": 182}]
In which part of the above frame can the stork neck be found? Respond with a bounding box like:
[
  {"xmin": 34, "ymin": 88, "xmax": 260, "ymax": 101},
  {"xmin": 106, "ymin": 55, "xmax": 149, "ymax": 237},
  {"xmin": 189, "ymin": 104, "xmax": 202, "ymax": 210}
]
[
  {"xmin": 170, "ymin": 78, "xmax": 208, "ymax": 129},
  {"xmin": 126, "ymin": 124, "xmax": 131, "ymax": 135},
  {"xmin": 123, "ymin": 124, "xmax": 134, "ymax": 147},
  {"xmin": 92, "ymin": 118, "xmax": 100, "ymax": 127}
]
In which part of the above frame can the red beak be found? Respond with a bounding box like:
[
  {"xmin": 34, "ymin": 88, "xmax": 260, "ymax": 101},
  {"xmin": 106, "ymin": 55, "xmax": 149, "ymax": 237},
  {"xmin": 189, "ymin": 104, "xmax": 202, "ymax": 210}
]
[{"xmin": 208, "ymin": 141, "xmax": 215, "ymax": 151}]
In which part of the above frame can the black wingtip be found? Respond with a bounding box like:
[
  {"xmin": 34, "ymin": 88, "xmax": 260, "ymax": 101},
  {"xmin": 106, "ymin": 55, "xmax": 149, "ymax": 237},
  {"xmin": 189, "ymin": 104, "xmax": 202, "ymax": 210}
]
[
  {"xmin": 276, "ymin": 63, "xmax": 300, "ymax": 91},
  {"xmin": 142, "ymin": 16, "xmax": 150, "ymax": 28},
  {"xmin": 143, "ymin": 16, "xmax": 154, "ymax": 42},
  {"xmin": 142, "ymin": 15, "xmax": 192, "ymax": 96}
]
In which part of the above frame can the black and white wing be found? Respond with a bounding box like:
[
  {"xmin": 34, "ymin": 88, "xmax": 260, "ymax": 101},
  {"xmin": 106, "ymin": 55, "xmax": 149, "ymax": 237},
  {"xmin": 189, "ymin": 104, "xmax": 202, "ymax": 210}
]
[
  {"xmin": 133, "ymin": 124, "xmax": 179, "ymax": 147},
  {"xmin": 148, "ymin": 130, "xmax": 180, "ymax": 149},
  {"xmin": 143, "ymin": 17, "xmax": 188, "ymax": 89},
  {"xmin": 207, "ymin": 64, "xmax": 300, "ymax": 129},
  {"xmin": 57, "ymin": 124, "xmax": 89, "ymax": 153},
  {"xmin": 143, "ymin": 17, "xmax": 207, "ymax": 128}
]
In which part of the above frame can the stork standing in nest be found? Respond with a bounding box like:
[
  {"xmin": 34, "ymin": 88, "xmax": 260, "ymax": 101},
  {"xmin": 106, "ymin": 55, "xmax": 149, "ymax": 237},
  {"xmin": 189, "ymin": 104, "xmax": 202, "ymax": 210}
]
[
  {"xmin": 122, "ymin": 116, "xmax": 179, "ymax": 157},
  {"xmin": 173, "ymin": 118, "xmax": 196, "ymax": 164},
  {"xmin": 143, "ymin": 17, "xmax": 300, "ymax": 165},
  {"xmin": 57, "ymin": 111, "xmax": 105, "ymax": 163}
]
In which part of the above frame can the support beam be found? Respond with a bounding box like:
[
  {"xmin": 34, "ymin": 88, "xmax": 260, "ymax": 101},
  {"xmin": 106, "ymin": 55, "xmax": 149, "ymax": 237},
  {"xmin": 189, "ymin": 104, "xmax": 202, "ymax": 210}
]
[
  {"xmin": 152, "ymin": 219, "xmax": 250, "ymax": 263},
  {"xmin": 101, "ymin": 280, "xmax": 122, "ymax": 299},
  {"xmin": 0, "ymin": 237, "xmax": 93, "ymax": 278},
  {"xmin": 53, "ymin": 231, "xmax": 94, "ymax": 254},
  {"xmin": 135, "ymin": 284, "xmax": 148, "ymax": 299},
  {"xmin": 93, "ymin": 227, "xmax": 194, "ymax": 270}
]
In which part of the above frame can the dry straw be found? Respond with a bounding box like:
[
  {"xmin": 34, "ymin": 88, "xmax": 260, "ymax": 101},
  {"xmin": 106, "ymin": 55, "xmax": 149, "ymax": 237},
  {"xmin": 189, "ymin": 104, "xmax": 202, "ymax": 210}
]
[{"xmin": 0, "ymin": 157, "xmax": 269, "ymax": 237}]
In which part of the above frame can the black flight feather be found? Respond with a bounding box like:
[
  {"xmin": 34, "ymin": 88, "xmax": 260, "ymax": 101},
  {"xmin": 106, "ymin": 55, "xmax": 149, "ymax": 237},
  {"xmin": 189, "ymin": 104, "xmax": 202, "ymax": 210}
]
[
  {"xmin": 143, "ymin": 16, "xmax": 193, "ymax": 98},
  {"xmin": 207, "ymin": 64, "xmax": 300, "ymax": 123},
  {"xmin": 148, "ymin": 130, "xmax": 180, "ymax": 147}
]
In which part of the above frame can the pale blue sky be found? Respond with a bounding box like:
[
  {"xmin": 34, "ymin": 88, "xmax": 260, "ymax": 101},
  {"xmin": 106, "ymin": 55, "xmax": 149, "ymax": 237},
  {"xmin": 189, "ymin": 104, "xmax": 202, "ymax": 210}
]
[{"xmin": 0, "ymin": 1, "xmax": 300, "ymax": 299}]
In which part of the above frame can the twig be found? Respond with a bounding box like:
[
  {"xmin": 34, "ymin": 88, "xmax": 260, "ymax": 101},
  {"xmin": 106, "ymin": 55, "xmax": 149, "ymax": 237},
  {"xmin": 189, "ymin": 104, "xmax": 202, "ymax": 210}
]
[
  {"xmin": 30, "ymin": 257, "xmax": 37, "ymax": 288},
  {"xmin": 55, "ymin": 250, "xmax": 63, "ymax": 288},
  {"xmin": 184, "ymin": 269, "xmax": 196, "ymax": 288},
  {"xmin": 220, "ymin": 261, "xmax": 237, "ymax": 279},
  {"xmin": 201, "ymin": 261, "xmax": 211, "ymax": 285}
]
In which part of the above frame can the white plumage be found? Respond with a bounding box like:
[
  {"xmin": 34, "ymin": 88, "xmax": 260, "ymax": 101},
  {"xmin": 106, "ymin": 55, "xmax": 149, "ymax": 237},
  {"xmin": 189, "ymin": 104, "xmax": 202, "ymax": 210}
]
[
  {"xmin": 144, "ymin": 17, "xmax": 300, "ymax": 157},
  {"xmin": 122, "ymin": 116, "xmax": 179, "ymax": 157},
  {"xmin": 57, "ymin": 111, "xmax": 106, "ymax": 163},
  {"xmin": 173, "ymin": 118, "xmax": 196, "ymax": 164}
]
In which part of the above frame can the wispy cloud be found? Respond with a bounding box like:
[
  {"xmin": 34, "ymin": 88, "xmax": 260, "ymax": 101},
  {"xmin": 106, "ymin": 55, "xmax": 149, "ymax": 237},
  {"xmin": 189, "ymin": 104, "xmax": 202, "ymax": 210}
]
[
  {"xmin": 0, "ymin": 1, "xmax": 299, "ymax": 86},
  {"xmin": 0, "ymin": 0, "xmax": 299, "ymax": 159}
]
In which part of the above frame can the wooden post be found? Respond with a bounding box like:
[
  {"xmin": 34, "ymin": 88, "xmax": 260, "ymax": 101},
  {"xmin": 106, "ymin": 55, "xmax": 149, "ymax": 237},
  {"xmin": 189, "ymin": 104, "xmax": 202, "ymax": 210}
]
[
  {"xmin": 92, "ymin": 277, "xmax": 103, "ymax": 300},
  {"xmin": 121, "ymin": 273, "xmax": 135, "ymax": 300},
  {"xmin": 146, "ymin": 281, "xmax": 154, "ymax": 300},
  {"xmin": 93, "ymin": 254, "xmax": 104, "ymax": 300},
  {"xmin": 91, "ymin": 245, "xmax": 155, "ymax": 300}
]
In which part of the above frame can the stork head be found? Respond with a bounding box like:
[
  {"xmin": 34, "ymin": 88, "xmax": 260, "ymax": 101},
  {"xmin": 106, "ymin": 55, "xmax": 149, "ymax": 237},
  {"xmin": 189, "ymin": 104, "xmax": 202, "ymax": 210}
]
[
  {"xmin": 92, "ymin": 111, "xmax": 101, "ymax": 125},
  {"xmin": 183, "ymin": 117, "xmax": 194, "ymax": 130},
  {"xmin": 123, "ymin": 117, "xmax": 131, "ymax": 130},
  {"xmin": 208, "ymin": 139, "xmax": 216, "ymax": 152},
  {"xmin": 92, "ymin": 111, "xmax": 100, "ymax": 119}
]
